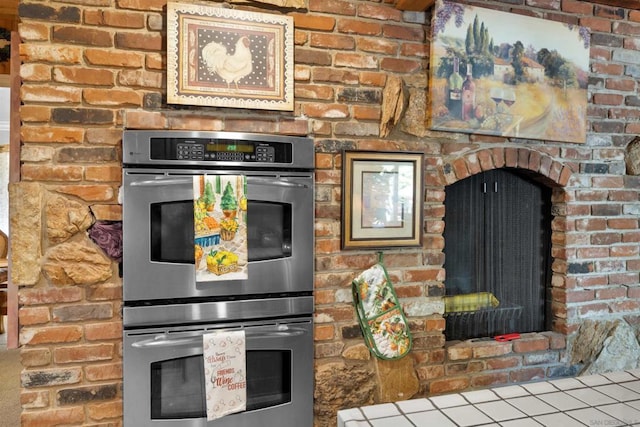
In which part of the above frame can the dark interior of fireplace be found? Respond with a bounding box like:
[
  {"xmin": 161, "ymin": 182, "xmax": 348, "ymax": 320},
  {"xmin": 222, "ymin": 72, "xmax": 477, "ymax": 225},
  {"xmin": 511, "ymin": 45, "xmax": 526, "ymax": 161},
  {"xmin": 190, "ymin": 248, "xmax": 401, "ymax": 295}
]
[{"xmin": 443, "ymin": 168, "xmax": 553, "ymax": 341}]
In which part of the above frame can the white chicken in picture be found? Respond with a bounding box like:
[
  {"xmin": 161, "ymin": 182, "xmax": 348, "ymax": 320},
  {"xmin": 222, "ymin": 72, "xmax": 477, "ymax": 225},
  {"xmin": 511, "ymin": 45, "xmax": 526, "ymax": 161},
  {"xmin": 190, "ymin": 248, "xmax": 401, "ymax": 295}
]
[{"xmin": 202, "ymin": 36, "xmax": 253, "ymax": 89}]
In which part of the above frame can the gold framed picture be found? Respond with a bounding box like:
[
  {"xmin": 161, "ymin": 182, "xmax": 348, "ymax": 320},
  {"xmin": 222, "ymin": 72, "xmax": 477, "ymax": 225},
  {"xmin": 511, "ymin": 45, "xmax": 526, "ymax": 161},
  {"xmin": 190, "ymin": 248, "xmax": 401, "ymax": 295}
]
[
  {"xmin": 342, "ymin": 151, "xmax": 424, "ymax": 249},
  {"xmin": 167, "ymin": 2, "xmax": 294, "ymax": 111}
]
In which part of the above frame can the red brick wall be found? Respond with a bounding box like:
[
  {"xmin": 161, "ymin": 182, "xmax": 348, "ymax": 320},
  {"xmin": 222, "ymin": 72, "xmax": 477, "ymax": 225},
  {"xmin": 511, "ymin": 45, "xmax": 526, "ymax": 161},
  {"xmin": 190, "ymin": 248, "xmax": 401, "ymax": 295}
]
[{"xmin": 14, "ymin": 0, "xmax": 640, "ymax": 425}]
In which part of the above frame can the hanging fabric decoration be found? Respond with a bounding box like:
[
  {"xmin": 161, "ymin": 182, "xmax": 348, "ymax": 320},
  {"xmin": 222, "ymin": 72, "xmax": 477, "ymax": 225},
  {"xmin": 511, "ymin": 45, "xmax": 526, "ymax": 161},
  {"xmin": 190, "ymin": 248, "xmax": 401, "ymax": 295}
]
[
  {"xmin": 194, "ymin": 175, "xmax": 248, "ymax": 282},
  {"xmin": 203, "ymin": 330, "xmax": 246, "ymax": 420},
  {"xmin": 351, "ymin": 252, "xmax": 412, "ymax": 360}
]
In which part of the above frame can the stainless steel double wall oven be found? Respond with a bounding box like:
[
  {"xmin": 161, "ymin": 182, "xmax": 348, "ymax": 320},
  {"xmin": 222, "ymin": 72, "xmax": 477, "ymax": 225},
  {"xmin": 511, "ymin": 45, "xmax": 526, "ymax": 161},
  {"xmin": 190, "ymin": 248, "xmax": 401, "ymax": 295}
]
[{"xmin": 121, "ymin": 131, "xmax": 315, "ymax": 426}]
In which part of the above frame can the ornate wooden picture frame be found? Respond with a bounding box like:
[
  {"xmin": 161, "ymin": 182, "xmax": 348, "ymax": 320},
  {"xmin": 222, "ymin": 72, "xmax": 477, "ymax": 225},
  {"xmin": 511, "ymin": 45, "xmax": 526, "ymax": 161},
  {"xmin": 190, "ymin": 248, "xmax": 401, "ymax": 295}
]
[
  {"xmin": 167, "ymin": 3, "xmax": 294, "ymax": 111},
  {"xmin": 342, "ymin": 151, "xmax": 424, "ymax": 250}
]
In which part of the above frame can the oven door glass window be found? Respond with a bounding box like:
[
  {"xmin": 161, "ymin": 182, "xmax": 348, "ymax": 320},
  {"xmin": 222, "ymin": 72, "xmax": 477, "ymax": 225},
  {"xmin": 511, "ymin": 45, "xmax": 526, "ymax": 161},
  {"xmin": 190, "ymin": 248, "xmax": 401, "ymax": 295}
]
[
  {"xmin": 150, "ymin": 200, "xmax": 292, "ymax": 264},
  {"xmin": 150, "ymin": 350, "xmax": 292, "ymax": 419}
]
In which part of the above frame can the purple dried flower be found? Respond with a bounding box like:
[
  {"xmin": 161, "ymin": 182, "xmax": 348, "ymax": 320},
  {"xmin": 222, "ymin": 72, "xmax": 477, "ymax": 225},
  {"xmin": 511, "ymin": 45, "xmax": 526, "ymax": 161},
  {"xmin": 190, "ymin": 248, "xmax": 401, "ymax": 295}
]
[{"xmin": 88, "ymin": 221, "xmax": 123, "ymax": 262}]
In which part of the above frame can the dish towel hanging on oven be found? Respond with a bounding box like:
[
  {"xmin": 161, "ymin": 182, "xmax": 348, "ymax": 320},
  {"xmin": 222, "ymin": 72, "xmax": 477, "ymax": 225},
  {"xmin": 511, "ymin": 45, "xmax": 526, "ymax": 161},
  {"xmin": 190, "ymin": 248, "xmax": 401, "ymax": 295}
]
[
  {"xmin": 193, "ymin": 175, "xmax": 248, "ymax": 282},
  {"xmin": 203, "ymin": 330, "xmax": 247, "ymax": 421},
  {"xmin": 352, "ymin": 253, "xmax": 412, "ymax": 360}
]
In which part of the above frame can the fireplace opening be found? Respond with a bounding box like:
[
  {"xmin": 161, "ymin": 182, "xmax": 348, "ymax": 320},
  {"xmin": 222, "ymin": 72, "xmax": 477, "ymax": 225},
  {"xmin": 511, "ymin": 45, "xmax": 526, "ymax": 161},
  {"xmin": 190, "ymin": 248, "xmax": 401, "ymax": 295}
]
[{"xmin": 443, "ymin": 168, "xmax": 553, "ymax": 341}]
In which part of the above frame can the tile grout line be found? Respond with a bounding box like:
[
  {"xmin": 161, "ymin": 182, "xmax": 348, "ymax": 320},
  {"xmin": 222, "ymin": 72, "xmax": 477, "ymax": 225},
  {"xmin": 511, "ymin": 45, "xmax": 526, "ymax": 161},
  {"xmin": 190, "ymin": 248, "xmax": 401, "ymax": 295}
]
[{"xmin": 343, "ymin": 371, "xmax": 640, "ymax": 427}]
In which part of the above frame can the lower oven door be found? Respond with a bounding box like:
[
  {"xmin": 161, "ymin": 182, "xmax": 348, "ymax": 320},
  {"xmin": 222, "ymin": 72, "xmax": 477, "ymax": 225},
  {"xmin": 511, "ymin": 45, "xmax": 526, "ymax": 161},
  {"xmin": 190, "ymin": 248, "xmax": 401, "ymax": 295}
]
[{"xmin": 123, "ymin": 317, "xmax": 313, "ymax": 427}]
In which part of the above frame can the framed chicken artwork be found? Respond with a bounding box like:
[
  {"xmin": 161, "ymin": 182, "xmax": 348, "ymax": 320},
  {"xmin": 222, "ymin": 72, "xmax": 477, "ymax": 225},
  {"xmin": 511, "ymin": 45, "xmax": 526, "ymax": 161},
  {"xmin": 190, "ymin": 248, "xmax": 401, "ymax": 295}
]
[{"xmin": 167, "ymin": 3, "xmax": 294, "ymax": 111}]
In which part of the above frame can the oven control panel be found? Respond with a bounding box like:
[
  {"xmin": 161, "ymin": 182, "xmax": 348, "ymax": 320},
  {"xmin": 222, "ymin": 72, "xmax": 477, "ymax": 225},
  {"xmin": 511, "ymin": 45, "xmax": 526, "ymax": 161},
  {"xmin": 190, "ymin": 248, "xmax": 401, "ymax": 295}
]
[
  {"xmin": 176, "ymin": 142, "xmax": 275, "ymax": 162},
  {"xmin": 151, "ymin": 137, "xmax": 289, "ymax": 164},
  {"xmin": 124, "ymin": 131, "xmax": 314, "ymax": 169}
]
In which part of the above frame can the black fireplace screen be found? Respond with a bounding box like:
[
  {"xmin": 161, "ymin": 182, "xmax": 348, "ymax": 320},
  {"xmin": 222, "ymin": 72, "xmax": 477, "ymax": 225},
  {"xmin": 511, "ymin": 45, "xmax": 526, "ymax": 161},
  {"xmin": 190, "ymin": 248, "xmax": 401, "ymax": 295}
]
[{"xmin": 443, "ymin": 168, "xmax": 553, "ymax": 341}]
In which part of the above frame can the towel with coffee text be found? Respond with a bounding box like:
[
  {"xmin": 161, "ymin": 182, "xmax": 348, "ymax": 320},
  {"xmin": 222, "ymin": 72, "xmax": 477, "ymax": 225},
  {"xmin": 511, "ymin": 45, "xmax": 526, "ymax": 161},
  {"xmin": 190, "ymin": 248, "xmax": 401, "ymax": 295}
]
[{"xmin": 203, "ymin": 330, "xmax": 246, "ymax": 420}]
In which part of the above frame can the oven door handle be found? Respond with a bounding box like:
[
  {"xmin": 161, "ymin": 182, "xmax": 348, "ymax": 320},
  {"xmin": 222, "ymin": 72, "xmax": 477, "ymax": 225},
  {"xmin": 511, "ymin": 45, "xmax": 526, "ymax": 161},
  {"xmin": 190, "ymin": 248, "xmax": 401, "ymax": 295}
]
[
  {"xmin": 131, "ymin": 328, "xmax": 307, "ymax": 348},
  {"xmin": 248, "ymin": 177, "xmax": 310, "ymax": 189},
  {"xmin": 129, "ymin": 178, "xmax": 193, "ymax": 187},
  {"xmin": 129, "ymin": 177, "xmax": 308, "ymax": 188}
]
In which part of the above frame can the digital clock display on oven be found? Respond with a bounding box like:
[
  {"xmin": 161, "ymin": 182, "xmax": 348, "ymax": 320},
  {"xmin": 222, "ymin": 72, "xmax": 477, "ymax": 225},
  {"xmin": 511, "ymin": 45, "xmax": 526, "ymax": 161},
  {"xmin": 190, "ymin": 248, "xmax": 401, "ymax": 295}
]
[{"xmin": 206, "ymin": 143, "xmax": 255, "ymax": 153}]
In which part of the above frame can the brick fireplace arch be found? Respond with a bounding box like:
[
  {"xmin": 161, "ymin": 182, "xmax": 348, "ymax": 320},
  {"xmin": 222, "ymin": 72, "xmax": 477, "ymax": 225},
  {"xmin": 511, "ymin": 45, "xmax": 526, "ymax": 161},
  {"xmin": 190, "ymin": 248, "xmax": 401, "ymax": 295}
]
[
  {"xmin": 439, "ymin": 147, "xmax": 574, "ymax": 189},
  {"xmin": 435, "ymin": 146, "xmax": 575, "ymax": 336}
]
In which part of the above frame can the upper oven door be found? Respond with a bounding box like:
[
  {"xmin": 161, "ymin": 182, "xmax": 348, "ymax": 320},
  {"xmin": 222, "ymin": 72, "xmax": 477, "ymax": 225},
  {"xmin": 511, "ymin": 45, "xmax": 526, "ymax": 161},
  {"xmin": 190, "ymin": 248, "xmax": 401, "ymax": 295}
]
[{"xmin": 122, "ymin": 170, "xmax": 314, "ymax": 302}]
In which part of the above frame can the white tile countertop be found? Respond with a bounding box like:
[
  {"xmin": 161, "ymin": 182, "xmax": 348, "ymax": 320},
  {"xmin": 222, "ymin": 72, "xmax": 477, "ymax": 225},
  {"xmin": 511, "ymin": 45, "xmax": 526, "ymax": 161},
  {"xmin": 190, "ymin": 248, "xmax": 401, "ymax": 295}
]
[{"xmin": 337, "ymin": 370, "xmax": 640, "ymax": 426}]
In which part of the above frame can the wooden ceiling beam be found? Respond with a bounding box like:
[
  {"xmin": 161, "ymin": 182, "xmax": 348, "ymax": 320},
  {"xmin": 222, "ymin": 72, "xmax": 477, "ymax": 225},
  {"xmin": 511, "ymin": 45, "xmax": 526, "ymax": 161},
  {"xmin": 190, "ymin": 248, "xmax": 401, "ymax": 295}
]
[
  {"xmin": 393, "ymin": 0, "xmax": 640, "ymax": 11},
  {"xmin": 0, "ymin": 0, "xmax": 18, "ymax": 17},
  {"xmin": 394, "ymin": 0, "xmax": 435, "ymax": 12},
  {"xmin": 589, "ymin": 0, "xmax": 640, "ymax": 9}
]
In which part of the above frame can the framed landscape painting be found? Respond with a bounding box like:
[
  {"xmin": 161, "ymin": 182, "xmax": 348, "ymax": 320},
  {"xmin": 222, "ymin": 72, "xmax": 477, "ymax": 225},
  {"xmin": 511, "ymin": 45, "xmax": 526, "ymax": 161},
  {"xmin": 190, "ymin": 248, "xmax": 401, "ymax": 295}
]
[
  {"xmin": 167, "ymin": 2, "xmax": 294, "ymax": 111},
  {"xmin": 429, "ymin": 0, "xmax": 590, "ymax": 143}
]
